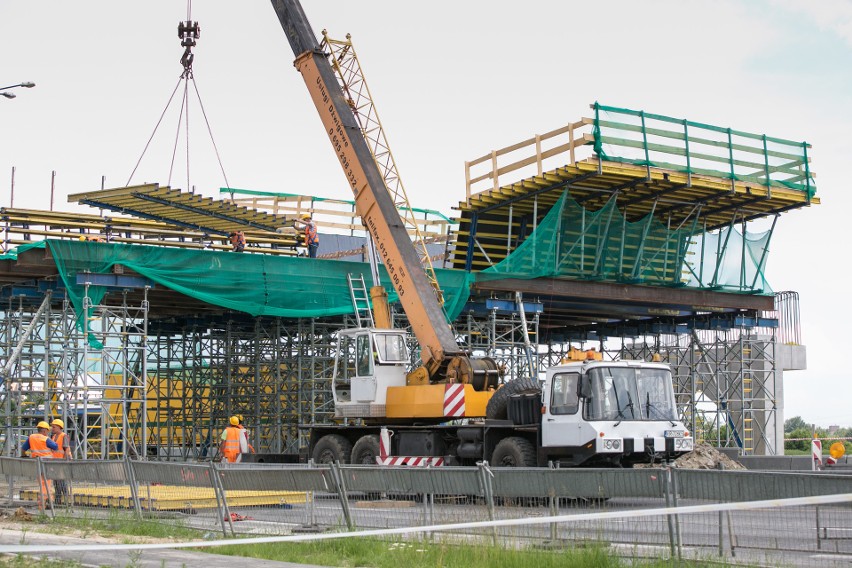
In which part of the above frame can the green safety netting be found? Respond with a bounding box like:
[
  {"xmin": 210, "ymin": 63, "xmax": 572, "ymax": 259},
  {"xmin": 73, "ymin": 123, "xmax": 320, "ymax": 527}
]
[
  {"xmin": 592, "ymin": 103, "xmax": 816, "ymax": 198},
  {"xmin": 0, "ymin": 240, "xmax": 46, "ymax": 260},
  {"xmin": 478, "ymin": 190, "xmax": 772, "ymax": 294},
  {"xmin": 45, "ymin": 240, "xmax": 474, "ymax": 346},
  {"xmin": 684, "ymin": 227, "xmax": 773, "ymax": 293}
]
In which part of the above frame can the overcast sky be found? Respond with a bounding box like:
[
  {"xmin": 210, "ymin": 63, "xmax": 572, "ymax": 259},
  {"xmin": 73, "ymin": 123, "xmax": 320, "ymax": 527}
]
[{"xmin": 2, "ymin": 1, "xmax": 850, "ymax": 426}]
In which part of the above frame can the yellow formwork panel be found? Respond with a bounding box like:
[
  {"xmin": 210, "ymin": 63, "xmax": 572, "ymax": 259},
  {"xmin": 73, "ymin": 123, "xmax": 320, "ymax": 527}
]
[{"xmin": 20, "ymin": 484, "xmax": 307, "ymax": 510}]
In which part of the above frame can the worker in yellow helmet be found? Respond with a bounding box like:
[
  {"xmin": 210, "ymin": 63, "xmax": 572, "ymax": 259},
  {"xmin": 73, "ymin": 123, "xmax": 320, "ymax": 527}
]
[
  {"xmin": 50, "ymin": 419, "xmax": 72, "ymax": 505},
  {"xmin": 21, "ymin": 421, "xmax": 58, "ymax": 510},
  {"xmin": 219, "ymin": 416, "xmax": 248, "ymax": 463},
  {"xmin": 294, "ymin": 213, "xmax": 319, "ymax": 258},
  {"xmin": 22, "ymin": 421, "xmax": 58, "ymax": 458}
]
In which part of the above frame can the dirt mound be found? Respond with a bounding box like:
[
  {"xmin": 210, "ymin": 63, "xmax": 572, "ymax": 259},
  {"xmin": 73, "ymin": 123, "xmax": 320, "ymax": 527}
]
[{"xmin": 674, "ymin": 443, "xmax": 746, "ymax": 470}]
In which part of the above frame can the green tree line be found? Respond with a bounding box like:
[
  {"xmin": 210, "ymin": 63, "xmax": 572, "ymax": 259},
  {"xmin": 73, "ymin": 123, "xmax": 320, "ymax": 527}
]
[{"xmin": 784, "ymin": 416, "xmax": 852, "ymax": 453}]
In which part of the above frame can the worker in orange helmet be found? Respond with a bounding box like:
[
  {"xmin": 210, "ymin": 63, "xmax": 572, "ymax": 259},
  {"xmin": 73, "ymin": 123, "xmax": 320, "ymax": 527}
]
[
  {"xmin": 295, "ymin": 213, "xmax": 319, "ymax": 258},
  {"xmin": 21, "ymin": 421, "xmax": 58, "ymax": 509},
  {"xmin": 50, "ymin": 419, "xmax": 72, "ymax": 505},
  {"xmin": 219, "ymin": 416, "xmax": 248, "ymax": 463}
]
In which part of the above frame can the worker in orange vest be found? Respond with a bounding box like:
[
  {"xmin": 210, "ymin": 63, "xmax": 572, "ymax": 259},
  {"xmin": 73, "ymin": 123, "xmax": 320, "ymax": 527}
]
[
  {"xmin": 219, "ymin": 416, "xmax": 248, "ymax": 463},
  {"xmin": 21, "ymin": 421, "xmax": 58, "ymax": 509},
  {"xmin": 229, "ymin": 230, "xmax": 246, "ymax": 252},
  {"xmin": 50, "ymin": 419, "xmax": 72, "ymax": 505},
  {"xmin": 295, "ymin": 214, "xmax": 319, "ymax": 258}
]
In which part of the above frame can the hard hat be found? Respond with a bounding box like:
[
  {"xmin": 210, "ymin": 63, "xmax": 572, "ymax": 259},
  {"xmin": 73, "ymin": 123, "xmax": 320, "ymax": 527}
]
[
  {"xmin": 78, "ymin": 235, "xmax": 86, "ymax": 241},
  {"xmin": 50, "ymin": 419, "xmax": 64, "ymax": 429},
  {"xmin": 229, "ymin": 416, "xmax": 239, "ymax": 426},
  {"xmin": 236, "ymin": 414, "xmax": 244, "ymax": 423},
  {"xmin": 301, "ymin": 214, "xmax": 311, "ymax": 220},
  {"xmin": 36, "ymin": 421, "xmax": 50, "ymax": 430}
]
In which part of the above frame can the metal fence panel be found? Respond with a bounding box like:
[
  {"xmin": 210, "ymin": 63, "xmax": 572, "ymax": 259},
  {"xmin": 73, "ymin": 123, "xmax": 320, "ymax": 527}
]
[
  {"xmin": 131, "ymin": 461, "xmax": 214, "ymax": 487},
  {"xmin": 338, "ymin": 465, "xmax": 485, "ymax": 496},
  {"xmin": 216, "ymin": 464, "xmax": 342, "ymax": 534},
  {"xmin": 218, "ymin": 464, "xmax": 334, "ymax": 492},
  {"xmin": 130, "ymin": 461, "xmax": 226, "ymax": 531},
  {"xmin": 490, "ymin": 467, "xmax": 667, "ymax": 499},
  {"xmin": 676, "ymin": 470, "xmax": 852, "ymax": 501},
  {"xmin": 0, "ymin": 457, "xmax": 39, "ymax": 478},
  {"xmin": 41, "ymin": 460, "xmax": 127, "ymax": 483}
]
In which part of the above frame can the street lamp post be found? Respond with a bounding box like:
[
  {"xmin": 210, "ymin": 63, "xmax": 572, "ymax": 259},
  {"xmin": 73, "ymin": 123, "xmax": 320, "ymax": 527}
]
[{"xmin": 0, "ymin": 82, "xmax": 36, "ymax": 99}]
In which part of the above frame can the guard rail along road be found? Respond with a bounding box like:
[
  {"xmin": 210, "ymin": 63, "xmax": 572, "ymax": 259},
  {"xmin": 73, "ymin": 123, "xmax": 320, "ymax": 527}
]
[{"xmin": 2, "ymin": 457, "xmax": 852, "ymax": 566}]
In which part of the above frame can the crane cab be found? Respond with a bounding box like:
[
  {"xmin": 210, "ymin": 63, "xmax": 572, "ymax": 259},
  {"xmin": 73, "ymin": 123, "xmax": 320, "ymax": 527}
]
[{"xmin": 332, "ymin": 328, "xmax": 410, "ymax": 419}]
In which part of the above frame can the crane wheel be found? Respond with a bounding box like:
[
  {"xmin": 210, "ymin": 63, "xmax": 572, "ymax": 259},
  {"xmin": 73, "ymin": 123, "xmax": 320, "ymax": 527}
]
[
  {"xmin": 485, "ymin": 377, "xmax": 540, "ymax": 420},
  {"xmin": 312, "ymin": 434, "xmax": 352, "ymax": 464},
  {"xmin": 491, "ymin": 437, "xmax": 536, "ymax": 467},
  {"xmin": 351, "ymin": 435, "xmax": 381, "ymax": 465}
]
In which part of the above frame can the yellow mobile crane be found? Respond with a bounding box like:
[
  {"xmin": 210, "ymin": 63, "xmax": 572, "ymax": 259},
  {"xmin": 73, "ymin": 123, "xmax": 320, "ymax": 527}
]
[
  {"xmin": 269, "ymin": 1, "xmax": 694, "ymax": 467},
  {"xmin": 269, "ymin": 1, "xmax": 500, "ymax": 390}
]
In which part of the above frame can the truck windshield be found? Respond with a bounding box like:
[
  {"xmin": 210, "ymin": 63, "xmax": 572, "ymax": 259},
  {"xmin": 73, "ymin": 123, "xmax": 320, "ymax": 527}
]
[{"xmin": 585, "ymin": 367, "xmax": 677, "ymax": 422}]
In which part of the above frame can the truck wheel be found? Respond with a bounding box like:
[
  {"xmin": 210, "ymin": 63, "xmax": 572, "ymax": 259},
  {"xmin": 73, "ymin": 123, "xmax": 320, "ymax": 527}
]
[
  {"xmin": 491, "ymin": 437, "xmax": 536, "ymax": 467},
  {"xmin": 312, "ymin": 434, "xmax": 352, "ymax": 464},
  {"xmin": 351, "ymin": 435, "xmax": 381, "ymax": 465},
  {"xmin": 485, "ymin": 377, "xmax": 540, "ymax": 420}
]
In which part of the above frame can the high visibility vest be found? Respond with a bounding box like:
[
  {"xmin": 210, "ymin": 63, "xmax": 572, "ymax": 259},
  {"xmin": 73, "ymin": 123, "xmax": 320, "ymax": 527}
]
[
  {"xmin": 222, "ymin": 426, "xmax": 242, "ymax": 463},
  {"xmin": 305, "ymin": 223, "xmax": 319, "ymax": 245},
  {"xmin": 51, "ymin": 432, "xmax": 67, "ymax": 459},
  {"xmin": 28, "ymin": 434, "xmax": 52, "ymax": 458},
  {"xmin": 230, "ymin": 232, "xmax": 246, "ymax": 248}
]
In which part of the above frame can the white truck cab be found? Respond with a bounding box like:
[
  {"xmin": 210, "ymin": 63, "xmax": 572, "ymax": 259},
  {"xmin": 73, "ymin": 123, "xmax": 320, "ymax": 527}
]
[{"xmin": 540, "ymin": 359, "xmax": 693, "ymax": 466}]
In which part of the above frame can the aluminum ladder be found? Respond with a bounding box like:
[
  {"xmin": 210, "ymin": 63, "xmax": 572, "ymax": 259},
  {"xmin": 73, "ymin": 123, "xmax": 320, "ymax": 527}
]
[{"xmin": 347, "ymin": 273, "xmax": 374, "ymax": 328}]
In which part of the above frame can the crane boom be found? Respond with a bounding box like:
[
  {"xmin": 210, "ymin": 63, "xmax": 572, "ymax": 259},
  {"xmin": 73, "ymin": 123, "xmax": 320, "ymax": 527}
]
[{"xmin": 269, "ymin": 0, "xmax": 461, "ymax": 376}]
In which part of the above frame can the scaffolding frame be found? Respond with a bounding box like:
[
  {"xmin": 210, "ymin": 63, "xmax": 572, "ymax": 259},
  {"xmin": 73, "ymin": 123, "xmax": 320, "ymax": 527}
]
[{"xmin": 1, "ymin": 287, "xmax": 787, "ymax": 459}]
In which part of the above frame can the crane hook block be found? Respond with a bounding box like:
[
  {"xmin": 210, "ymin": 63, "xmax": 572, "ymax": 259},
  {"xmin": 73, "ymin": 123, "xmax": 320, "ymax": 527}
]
[{"xmin": 178, "ymin": 21, "xmax": 200, "ymax": 45}]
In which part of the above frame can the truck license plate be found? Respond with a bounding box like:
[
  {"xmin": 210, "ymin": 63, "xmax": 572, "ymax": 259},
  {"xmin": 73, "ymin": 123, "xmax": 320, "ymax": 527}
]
[{"xmin": 665, "ymin": 430, "xmax": 684, "ymax": 438}]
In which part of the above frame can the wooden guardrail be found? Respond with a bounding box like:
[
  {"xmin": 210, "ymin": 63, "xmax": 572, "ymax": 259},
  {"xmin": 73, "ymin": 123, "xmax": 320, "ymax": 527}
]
[{"xmin": 464, "ymin": 119, "xmax": 595, "ymax": 198}]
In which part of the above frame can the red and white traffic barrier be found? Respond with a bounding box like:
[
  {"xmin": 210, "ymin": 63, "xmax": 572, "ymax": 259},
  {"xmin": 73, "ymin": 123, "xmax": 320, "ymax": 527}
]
[{"xmin": 812, "ymin": 438, "xmax": 822, "ymax": 471}]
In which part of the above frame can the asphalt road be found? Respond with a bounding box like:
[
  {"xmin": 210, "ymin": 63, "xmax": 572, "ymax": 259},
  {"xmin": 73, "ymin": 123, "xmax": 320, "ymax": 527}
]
[{"xmin": 0, "ymin": 528, "xmax": 329, "ymax": 568}]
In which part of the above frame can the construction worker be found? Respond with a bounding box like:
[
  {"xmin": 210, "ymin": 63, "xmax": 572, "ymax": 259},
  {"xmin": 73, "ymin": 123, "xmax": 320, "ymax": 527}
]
[
  {"xmin": 295, "ymin": 214, "xmax": 319, "ymax": 258},
  {"xmin": 50, "ymin": 419, "xmax": 72, "ymax": 505},
  {"xmin": 21, "ymin": 421, "xmax": 58, "ymax": 509},
  {"xmin": 236, "ymin": 415, "xmax": 256, "ymax": 455},
  {"xmin": 229, "ymin": 230, "xmax": 246, "ymax": 252},
  {"xmin": 219, "ymin": 416, "xmax": 248, "ymax": 463}
]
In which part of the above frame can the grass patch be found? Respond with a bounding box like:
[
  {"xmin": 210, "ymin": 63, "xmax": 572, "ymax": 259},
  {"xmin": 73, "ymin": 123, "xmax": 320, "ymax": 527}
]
[
  {"xmin": 48, "ymin": 509, "xmax": 205, "ymax": 541},
  {"xmin": 212, "ymin": 537, "xmax": 722, "ymax": 567}
]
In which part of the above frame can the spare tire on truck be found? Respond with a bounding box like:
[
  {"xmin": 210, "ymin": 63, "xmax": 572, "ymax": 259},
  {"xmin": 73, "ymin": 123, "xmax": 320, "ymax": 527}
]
[{"xmin": 485, "ymin": 376, "xmax": 541, "ymax": 420}]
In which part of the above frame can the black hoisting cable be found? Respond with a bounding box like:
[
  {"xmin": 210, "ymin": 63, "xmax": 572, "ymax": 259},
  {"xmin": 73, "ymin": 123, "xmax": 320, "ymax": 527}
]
[{"xmin": 126, "ymin": 2, "xmax": 230, "ymax": 191}]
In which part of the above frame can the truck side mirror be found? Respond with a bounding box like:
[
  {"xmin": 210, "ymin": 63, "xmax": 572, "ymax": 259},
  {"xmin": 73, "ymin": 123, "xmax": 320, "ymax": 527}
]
[{"xmin": 578, "ymin": 375, "xmax": 592, "ymax": 399}]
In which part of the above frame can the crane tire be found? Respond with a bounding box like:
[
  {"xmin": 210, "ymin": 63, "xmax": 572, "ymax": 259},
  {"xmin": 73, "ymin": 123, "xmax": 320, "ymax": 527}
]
[
  {"xmin": 491, "ymin": 436, "xmax": 536, "ymax": 467},
  {"xmin": 485, "ymin": 377, "xmax": 540, "ymax": 420},
  {"xmin": 351, "ymin": 434, "xmax": 381, "ymax": 465},
  {"xmin": 312, "ymin": 434, "xmax": 352, "ymax": 464}
]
